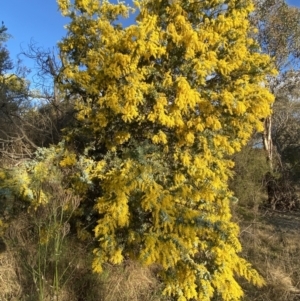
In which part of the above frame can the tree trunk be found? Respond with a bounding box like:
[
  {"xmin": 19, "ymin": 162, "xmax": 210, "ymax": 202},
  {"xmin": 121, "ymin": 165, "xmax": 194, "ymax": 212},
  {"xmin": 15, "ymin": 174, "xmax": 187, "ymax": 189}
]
[{"xmin": 263, "ymin": 116, "xmax": 273, "ymax": 170}]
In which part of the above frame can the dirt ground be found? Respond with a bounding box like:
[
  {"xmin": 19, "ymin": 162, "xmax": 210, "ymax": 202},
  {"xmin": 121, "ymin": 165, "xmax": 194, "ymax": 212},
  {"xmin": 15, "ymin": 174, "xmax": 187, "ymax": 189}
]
[{"xmin": 263, "ymin": 209, "xmax": 300, "ymax": 231}]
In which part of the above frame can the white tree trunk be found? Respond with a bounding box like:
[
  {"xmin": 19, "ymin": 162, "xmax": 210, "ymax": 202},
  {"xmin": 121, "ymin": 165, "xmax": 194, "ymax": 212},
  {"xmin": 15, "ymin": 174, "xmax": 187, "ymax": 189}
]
[{"xmin": 263, "ymin": 116, "xmax": 273, "ymax": 169}]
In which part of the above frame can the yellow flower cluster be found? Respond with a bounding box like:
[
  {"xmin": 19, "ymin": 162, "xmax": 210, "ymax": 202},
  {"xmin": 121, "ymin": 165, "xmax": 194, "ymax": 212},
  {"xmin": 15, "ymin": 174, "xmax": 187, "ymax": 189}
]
[{"xmin": 57, "ymin": 0, "xmax": 276, "ymax": 299}]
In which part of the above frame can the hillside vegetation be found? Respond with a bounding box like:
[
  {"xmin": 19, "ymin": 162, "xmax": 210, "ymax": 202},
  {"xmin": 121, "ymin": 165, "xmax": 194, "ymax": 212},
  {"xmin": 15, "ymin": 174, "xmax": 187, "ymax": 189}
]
[{"xmin": 1, "ymin": 0, "xmax": 300, "ymax": 300}]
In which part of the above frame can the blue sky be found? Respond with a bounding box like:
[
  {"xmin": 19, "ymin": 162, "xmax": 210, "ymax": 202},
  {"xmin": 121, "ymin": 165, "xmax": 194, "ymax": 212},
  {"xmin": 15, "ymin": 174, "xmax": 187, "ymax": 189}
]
[
  {"xmin": 1, "ymin": 0, "xmax": 136, "ymax": 75},
  {"xmin": 1, "ymin": 0, "xmax": 300, "ymax": 76},
  {"xmin": 1, "ymin": 0, "xmax": 67, "ymax": 69}
]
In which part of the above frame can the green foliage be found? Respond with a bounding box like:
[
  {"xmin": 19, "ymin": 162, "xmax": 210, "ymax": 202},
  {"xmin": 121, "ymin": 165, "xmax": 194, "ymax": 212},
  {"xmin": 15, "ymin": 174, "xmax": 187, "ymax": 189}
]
[
  {"xmin": 272, "ymin": 77, "xmax": 300, "ymax": 181},
  {"xmin": 0, "ymin": 22, "xmax": 13, "ymax": 74},
  {"xmin": 253, "ymin": 0, "xmax": 300, "ymax": 70},
  {"xmin": 230, "ymin": 142, "xmax": 271, "ymax": 209}
]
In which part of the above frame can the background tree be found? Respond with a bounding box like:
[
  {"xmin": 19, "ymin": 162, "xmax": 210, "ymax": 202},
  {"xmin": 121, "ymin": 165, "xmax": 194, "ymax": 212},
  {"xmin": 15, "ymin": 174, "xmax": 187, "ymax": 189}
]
[
  {"xmin": 252, "ymin": 0, "xmax": 300, "ymax": 168},
  {"xmin": 0, "ymin": 22, "xmax": 13, "ymax": 73},
  {"xmin": 0, "ymin": 22, "xmax": 32, "ymax": 163},
  {"xmin": 55, "ymin": 0, "xmax": 275, "ymax": 300},
  {"xmin": 265, "ymin": 71, "xmax": 300, "ymax": 209},
  {"xmin": 19, "ymin": 43, "xmax": 77, "ymax": 148},
  {"xmin": 230, "ymin": 0, "xmax": 300, "ymax": 210},
  {"xmin": 0, "ymin": 30, "xmax": 76, "ymax": 165}
]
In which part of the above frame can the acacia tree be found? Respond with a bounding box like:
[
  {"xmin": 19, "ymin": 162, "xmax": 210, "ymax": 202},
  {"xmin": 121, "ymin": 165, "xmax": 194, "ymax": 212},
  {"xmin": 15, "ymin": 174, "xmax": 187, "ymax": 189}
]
[{"xmin": 56, "ymin": 0, "xmax": 275, "ymax": 299}]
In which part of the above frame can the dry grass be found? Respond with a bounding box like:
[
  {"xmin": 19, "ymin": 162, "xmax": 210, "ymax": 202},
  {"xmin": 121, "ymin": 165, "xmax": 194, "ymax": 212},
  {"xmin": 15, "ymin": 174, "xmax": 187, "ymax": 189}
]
[
  {"xmin": 99, "ymin": 261, "xmax": 167, "ymax": 301},
  {"xmin": 3, "ymin": 207, "xmax": 300, "ymax": 301},
  {"xmin": 0, "ymin": 211, "xmax": 168, "ymax": 301},
  {"xmin": 236, "ymin": 209, "xmax": 300, "ymax": 301},
  {"xmin": 268, "ymin": 267, "xmax": 300, "ymax": 294},
  {"xmin": 0, "ymin": 248, "xmax": 167, "ymax": 301},
  {"xmin": 3, "ymin": 197, "xmax": 300, "ymax": 300},
  {"xmin": 0, "ymin": 250, "xmax": 22, "ymax": 300}
]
